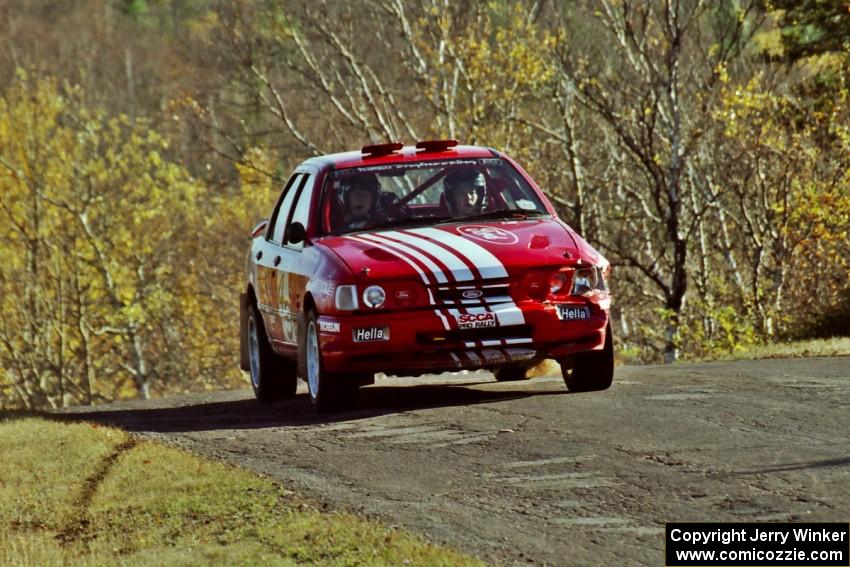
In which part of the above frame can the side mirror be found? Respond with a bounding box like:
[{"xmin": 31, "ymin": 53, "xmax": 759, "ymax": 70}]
[
  {"xmin": 285, "ymin": 222, "xmax": 307, "ymax": 244},
  {"xmin": 251, "ymin": 219, "xmax": 269, "ymax": 238}
]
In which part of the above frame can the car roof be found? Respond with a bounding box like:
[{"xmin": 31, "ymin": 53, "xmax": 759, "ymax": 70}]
[{"xmin": 300, "ymin": 144, "xmax": 501, "ymax": 171}]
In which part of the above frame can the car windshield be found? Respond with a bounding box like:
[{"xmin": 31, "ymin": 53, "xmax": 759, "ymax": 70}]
[{"xmin": 321, "ymin": 158, "xmax": 548, "ymax": 235}]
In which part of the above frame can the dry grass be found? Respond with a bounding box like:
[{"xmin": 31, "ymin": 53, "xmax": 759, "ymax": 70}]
[{"xmin": 691, "ymin": 337, "xmax": 850, "ymax": 363}]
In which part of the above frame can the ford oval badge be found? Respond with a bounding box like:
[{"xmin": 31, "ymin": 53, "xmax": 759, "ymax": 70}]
[{"xmin": 462, "ymin": 289, "xmax": 484, "ymax": 299}]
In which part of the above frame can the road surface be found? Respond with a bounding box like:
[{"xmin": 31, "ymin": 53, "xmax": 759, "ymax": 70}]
[{"xmin": 62, "ymin": 357, "xmax": 850, "ymax": 566}]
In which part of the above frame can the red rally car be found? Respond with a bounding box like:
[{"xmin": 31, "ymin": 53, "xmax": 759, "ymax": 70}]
[{"xmin": 240, "ymin": 140, "xmax": 614, "ymax": 411}]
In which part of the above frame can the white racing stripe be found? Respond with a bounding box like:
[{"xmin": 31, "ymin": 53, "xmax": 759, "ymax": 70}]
[
  {"xmin": 348, "ymin": 236, "xmax": 430, "ymax": 285},
  {"xmin": 429, "ymin": 290, "xmax": 451, "ymax": 330},
  {"xmin": 406, "ymin": 227, "xmax": 509, "ymax": 280},
  {"xmin": 440, "ymin": 295, "xmax": 513, "ymax": 305},
  {"xmin": 347, "ymin": 235, "xmax": 450, "ymax": 330},
  {"xmin": 382, "ymin": 230, "xmax": 474, "ymax": 281},
  {"xmin": 359, "ymin": 233, "xmax": 449, "ymax": 284},
  {"xmin": 351, "ymin": 227, "xmax": 522, "ymax": 339}
]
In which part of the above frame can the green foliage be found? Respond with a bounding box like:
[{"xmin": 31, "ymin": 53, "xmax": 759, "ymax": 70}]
[
  {"xmin": 678, "ymin": 300, "xmax": 759, "ymax": 360},
  {"xmin": 0, "ymin": 72, "xmax": 242, "ymax": 408},
  {"xmin": 769, "ymin": 0, "xmax": 850, "ymax": 61}
]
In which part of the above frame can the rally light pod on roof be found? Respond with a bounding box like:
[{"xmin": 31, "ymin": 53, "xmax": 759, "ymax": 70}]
[
  {"xmin": 415, "ymin": 139, "xmax": 459, "ymax": 152},
  {"xmin": 361, "ymin": 142, "xmax": 404, "ymax": 157}
]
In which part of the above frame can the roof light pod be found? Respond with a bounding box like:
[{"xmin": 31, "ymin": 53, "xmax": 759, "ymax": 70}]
[
  {"xmin": 361, "ymin": 142, "xmax": 403, "ymax": 158},
  {"xmin": 415, "ymin": 139, "xmax": 458, "ymax": 152}
]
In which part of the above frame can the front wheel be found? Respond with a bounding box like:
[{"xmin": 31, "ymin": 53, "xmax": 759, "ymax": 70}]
[
  {"xmin": 560, "ymin": 323, "xmax": 614, "ymax": 392},
  {"xmin": 247, "ymin": 305, "xmax": 297, "ymax": 402},
  {"xmin": 303, "ymin": 311, "xmax": 358, "ymax": 413}
]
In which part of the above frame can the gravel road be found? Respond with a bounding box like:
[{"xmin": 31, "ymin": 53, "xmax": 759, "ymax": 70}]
[{"xmin": 61, "ymin": 357, "xmax": 850, "ymax": 566}]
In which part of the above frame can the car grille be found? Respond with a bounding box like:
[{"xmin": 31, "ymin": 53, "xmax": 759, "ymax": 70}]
[{"xmin": 433, "ymin": 281, "xmax": 511, "ymax": 304}]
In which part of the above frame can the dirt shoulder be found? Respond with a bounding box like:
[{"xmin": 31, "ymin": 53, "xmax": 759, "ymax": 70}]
[{"xmin": 60, "ymin": 357, "xmax": 850, "ymax": 566}]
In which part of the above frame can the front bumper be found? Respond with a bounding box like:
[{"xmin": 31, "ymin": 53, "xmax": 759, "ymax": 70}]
[{"xmin": 318, "ymin": 299, "xmax": 608, "ymax": 375}]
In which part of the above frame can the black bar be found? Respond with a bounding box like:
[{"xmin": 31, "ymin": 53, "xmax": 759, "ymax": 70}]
[{"xmin": 666, "ymin": 523, "xmax": 849, "ymax": 566}]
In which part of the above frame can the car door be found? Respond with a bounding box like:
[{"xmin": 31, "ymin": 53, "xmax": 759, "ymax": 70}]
[
  {"xmin": 254, "ymin": 172, "xmax": 301, "ymax": 344},
  {"xmin": 273, "ymin": 167, "xmax": 318, "ymax": 346}
]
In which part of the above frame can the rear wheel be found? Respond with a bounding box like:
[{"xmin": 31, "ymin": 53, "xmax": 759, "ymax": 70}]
[
  {"xmin": 561, "ymin": 323, "xmax": 614, "ymax": 392},
  {"xmin": 303, "ymin": 310, "xmax": 358, "ymax": 413},
  {"xmin": 494, "ymin": 364, "xmax": 529, "ymax": 382},
  {"xmin": 247, "ymin": 305, "xmax": 297, "ymax": 402}
]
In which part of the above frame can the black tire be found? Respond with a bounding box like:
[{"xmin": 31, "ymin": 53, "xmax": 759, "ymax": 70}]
[
  {"xmin": 561, "ymin": 323, "xmax": 614, "ymax": 392},
  {"xmin": 301, "ymin": 310, "xmax": 358, "ymax": 413},
  {"xmin": 247, "ymin": 304, "xmax": 297, "ymax": 402},
  {"xmin": 494, "ymin": 364, "xmax": 529, "ymax": 382}
]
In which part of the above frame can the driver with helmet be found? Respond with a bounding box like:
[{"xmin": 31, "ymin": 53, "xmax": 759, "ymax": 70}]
[
  {"xmin": 338, "ymin": 172, "xmax": 382, "ymax": 230},
  {"xmin": 443, "ymin": 169, "xmax": 486, "ymax": 217}
]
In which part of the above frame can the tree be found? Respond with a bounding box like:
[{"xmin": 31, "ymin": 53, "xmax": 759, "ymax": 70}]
[
  {"xmin": 768, "ymin": 0, "xmax": 850, "ymax": 61},
  {"xmin": 551, "ymin": 0, "xmax": 764, "ymax": 361},
  {"xmin": 0, "ymin": 72, "xmax": 218, "ymax": 408}
]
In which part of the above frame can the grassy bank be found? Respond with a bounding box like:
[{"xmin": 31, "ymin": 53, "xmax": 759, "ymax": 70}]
[
  {"xmin": 692, "ymin": 336, "xmax": 850, "ymax": 363},
  {"xmin": 0, "ymin": 416, "xmax": 483, "ymax": 566}
]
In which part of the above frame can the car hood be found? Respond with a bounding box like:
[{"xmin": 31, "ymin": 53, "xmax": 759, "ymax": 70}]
[{"xmin": 318, "ymin": 218, "xmax": 606, "ymax": 284}]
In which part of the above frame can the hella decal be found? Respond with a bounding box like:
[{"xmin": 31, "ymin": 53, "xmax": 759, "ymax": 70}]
[
  {"xmin": 557, "ymin": 305, "xmax": 590, "ymax": 321},
  {"xmin": 353, "ymin": 326, "xmax": 390, "ymax": 342},
  {"xmin": 457, "ymin": 225, "xmax": 519, "ymax": 245}
]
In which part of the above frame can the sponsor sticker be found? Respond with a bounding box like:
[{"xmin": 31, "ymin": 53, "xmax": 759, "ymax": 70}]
[
  {"xmin": 457, "ymin": 225, "xmax": 519, "ymax": 245},
  {"xmin": 557, "ymin": 305, "xmax": 590, "ymax": 321},
  {"xmin": 353, "ymin": 326, "xmax": 390, "ymax": 342},
  {"xmin": 354, "ymin": 159, "xmax": 479, "ymax": 173},
  {"xmin": 455, "ymin": 312, "xmax": 497, "ymax": 329},
  {"xmin": 319, "ymin": 320, "xmax": 341, "ymax": 333}
]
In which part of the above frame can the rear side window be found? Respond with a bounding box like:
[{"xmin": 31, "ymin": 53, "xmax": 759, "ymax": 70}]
[
  {"xmin": 268, "ymin": 173, "xmax": 301, "ymax": 244},
  {"xmin": 285, "ymin": 174, "xmax": 313, "ymax": 249}
]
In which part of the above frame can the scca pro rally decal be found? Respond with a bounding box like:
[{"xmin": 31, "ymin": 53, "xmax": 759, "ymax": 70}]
[
  {"xmin": 457, "ymin": 225, "xmax": 519, "ymax": 245},
  {"xmin": 455, "ymin": 312, "xmax": 497, "ymax": 329}
]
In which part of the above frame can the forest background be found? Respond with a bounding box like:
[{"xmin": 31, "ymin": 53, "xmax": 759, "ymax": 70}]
[{"xmin": 1, "ymin": 0, "xmax": 848, "ymax": 409}]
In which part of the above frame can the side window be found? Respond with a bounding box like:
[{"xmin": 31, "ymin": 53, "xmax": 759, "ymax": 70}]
[
  {"xmin": 286, "ymin": 174, "xmax": 313, "ymax": 250},
  {"xmin": 270, "ymin": 173, "xmax": 302, "ymax": 244},
  {"xmin": 267, "ymin": 173, "xmax": 301, "ymax": 244}
]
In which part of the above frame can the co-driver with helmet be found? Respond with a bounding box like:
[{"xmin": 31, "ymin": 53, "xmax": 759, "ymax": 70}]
[{"xmin": 443, "ymin": 169, "xmax": 486, "ymax": 217}]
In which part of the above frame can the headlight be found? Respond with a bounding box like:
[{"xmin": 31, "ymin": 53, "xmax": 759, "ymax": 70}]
[
  {"xmin": 335, "ymin": 285, "xmax": 359, "ymax": 310},
  {"xmin": 572, "ymin": 267, "xmax": 598, "ymax": 295},
  {"xmin": 362, "ymin": 285, "xmax": 386, "ymax": 308},
  {"xmin": 571, "ymin": 266, "xmax": 607, "ymax": 295}
]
